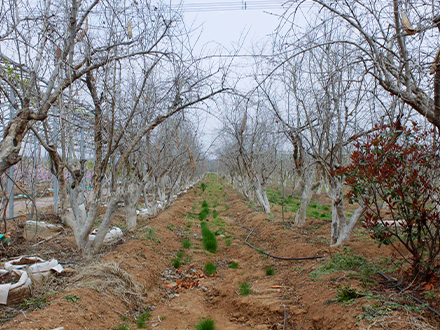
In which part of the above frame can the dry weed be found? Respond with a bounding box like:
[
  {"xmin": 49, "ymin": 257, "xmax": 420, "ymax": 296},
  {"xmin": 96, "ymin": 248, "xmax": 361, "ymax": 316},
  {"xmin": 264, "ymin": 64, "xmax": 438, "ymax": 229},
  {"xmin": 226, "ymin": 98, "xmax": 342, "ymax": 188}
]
[
  {"xmin": 71, "ymin": 262, "xmax": 146, "ymax": 310},
  {"xmin": 366, "ymin": 311, "xmax": 437, "ymax": 330}
]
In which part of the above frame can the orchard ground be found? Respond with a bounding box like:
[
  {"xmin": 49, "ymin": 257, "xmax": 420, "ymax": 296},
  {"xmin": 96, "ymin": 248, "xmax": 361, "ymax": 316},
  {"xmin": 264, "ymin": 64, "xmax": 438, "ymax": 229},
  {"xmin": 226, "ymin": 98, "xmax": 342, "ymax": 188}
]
[{"xmin": 0, "ymin": 174, "xmax": 439, "ymax": 329}]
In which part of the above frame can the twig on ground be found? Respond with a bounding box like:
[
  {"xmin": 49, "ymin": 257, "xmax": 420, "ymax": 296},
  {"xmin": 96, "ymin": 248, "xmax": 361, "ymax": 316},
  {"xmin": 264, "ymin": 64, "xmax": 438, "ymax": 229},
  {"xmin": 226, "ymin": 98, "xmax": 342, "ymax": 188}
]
[
  {"xmin": 32, "ymin": 232, "xmax": 63, "ymax": 246},
  {"xmin": 298, "ymin": 307, "xmax": 309, "ymax": 330}
]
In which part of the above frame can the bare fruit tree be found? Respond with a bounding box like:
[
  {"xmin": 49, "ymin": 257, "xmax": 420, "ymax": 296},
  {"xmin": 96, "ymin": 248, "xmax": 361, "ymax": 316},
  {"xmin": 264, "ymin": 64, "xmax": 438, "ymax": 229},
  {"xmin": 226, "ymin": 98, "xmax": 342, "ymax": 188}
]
[
  {"xmin": 218, "ymin": 94, "xmax": 281, "ymax": 213},
  {"xmin": 286, "ymin": 0, "xmax": 440, "ymax": 128},
  {"xmin": 4, "ymin": 0, "xmax": 228, "ymax": 255}
]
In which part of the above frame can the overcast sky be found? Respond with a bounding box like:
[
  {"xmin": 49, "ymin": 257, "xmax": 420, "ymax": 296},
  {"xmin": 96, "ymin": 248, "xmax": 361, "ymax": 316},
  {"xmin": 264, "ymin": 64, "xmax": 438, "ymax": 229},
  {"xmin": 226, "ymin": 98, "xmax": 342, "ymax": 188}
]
[{"xmin": 168, "ymin": 1, "xmax": 297, "ymax": 155}]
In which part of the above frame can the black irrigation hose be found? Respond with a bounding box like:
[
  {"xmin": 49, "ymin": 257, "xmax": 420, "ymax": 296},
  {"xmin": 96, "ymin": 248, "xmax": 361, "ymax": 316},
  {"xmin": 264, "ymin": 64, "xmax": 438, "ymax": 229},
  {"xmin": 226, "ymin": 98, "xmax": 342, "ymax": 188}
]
[
  {"xmin": 0, "ymin": 271, "xmax": 10, "ymax": 279},
  {"xmin": 234, "ymin": 198, "xmax": 440, "ymax": 318},
  {"xmin": 374, "ymin": 269, "xmax": 440, "ymax": 318},
  {"xmin": 238, "ymin": 211, "xmax": 328, "ymax": 261},
  {"xmin": 0, "ymin": 215, "xmax": 26, "ymax": 222},
  {"xmin": 1, "ymin": 213, "xmax": 58, "ymax": 222}
]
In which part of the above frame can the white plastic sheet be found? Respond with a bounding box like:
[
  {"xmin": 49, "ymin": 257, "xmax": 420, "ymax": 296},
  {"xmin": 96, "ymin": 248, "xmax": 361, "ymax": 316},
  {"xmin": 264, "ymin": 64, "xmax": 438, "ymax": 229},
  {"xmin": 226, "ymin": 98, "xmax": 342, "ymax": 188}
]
[
  {"xmin": 0, "ymin": 269, "xmax": 32, "ymax": 305},
  {"xmin": 88, "ymin": 227, "xmax": 123, "ymax": 244},
  {"xmin": 4, "ymin": 256, "xmax": 64, "ymax": 282}
]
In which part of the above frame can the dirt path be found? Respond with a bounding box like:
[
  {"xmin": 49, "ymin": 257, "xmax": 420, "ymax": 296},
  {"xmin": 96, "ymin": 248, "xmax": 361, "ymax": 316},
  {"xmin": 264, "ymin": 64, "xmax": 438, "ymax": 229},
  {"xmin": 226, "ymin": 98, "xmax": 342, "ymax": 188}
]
[{"xmin": 1, "ymin": 175, "xmax": 438, "ymax": 330}]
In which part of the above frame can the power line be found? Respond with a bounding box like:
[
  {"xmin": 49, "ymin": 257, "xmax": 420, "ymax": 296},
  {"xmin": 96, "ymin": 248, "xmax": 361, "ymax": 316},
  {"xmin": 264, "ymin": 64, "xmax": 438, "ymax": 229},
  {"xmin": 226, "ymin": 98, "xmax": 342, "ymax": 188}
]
[{"xmin": 170, "ymin": 1, "xmax": 312, "ymax": 13}]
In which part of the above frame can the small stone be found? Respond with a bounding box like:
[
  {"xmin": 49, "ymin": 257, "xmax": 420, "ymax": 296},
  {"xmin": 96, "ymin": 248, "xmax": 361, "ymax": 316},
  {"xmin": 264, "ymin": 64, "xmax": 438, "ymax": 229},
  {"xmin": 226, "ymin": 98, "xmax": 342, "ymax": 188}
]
[
  {"xmin": 232, "ymin": 312, "xmax": 240, "ymax": 318},
  {"xmin": 237, "ymin": 316, "xmax": 246, "ymax": 323},
  {"xmin": 168, "ymin": 294, "xmax": 175, "ymax": 299},
  {"xmin": 201, "ymin": 286, "xmax": 208, "ymax": 292}
]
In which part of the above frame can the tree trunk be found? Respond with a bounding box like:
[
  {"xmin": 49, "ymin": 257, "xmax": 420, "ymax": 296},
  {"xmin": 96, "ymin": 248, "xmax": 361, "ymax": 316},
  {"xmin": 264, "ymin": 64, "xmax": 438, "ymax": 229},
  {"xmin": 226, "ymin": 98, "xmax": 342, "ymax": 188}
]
[
  {"xmin": 88, "ymin": 189, "xmax": 121, "ymax": 255},
  {"xmin": 329, "ymin": 179, "xmax": 349, "ymax": 245},
  {"xmin": 332, "ymin": 201, "xmax": 366, "ymax": 246},
  {"xmin": 124, "ymin": 182, "xmax": 144, "ymax": 230},
  {"xmin": 253, "ymin": 177, "xmax": 270, "ymax": 213},
  {"xmin": 295, "ymin": 173, "xmax": 320, "ymax": 227}
]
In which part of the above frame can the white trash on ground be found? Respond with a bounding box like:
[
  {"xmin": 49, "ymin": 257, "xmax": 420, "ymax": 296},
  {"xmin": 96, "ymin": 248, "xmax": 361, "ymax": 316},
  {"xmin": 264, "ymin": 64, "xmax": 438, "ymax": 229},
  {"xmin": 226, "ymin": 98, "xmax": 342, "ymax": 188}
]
[
  {"xmin": 5, "ymin": 256, "xmax": 64, "ymax": 282},
  {"xmin": 88, "ymin": 227, "xmax": 123, "ymax": 244},
  {"xmin": 136, "ymin": 208, "xmax": 150, "ymax": 215},
  {"xmin": 0, "ymin": 269, "xmax": 32, "ymax": 305},
  {"xmin": 23, "ymin": 220, "xmax": 63, "ymax": 241}
]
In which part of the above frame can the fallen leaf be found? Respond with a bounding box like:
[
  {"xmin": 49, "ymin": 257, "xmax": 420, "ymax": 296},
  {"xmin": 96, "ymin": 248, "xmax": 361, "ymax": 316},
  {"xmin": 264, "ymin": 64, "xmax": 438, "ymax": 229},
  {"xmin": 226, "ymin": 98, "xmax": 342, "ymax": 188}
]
[{"xmin": 423, "ymin": 283, "xmax": 434, "ymax": 291}]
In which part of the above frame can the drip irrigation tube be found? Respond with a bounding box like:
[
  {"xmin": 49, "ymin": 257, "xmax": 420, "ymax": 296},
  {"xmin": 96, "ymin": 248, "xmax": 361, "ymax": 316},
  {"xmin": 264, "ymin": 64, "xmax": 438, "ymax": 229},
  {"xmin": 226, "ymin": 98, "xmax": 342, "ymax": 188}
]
[
  {"xmin": 374, "ymin": 269, "xmax": 440, "ymax": 318},
  {"xmin": 0, "ymin": 271, "xmax": 10, "ymax": 279},
  {"xmin": 0, "ymin": 213, "xmax": 58, "ymax": 222},
  {"xmin": 235, "ymin": 202, "xmax": 440, "ymax": 319},
  {"xmin": 0, "ymin": 215, "xmax": 27, "ymax": 222},
  {"xmin": 238, "ymin": 211, "xmax": 328, "ymax": 261}
]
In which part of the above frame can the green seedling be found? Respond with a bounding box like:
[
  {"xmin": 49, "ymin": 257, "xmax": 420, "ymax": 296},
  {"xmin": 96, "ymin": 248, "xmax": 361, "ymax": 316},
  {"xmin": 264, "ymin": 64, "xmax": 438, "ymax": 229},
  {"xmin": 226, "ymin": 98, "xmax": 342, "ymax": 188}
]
[
  {"xmin": 195, "ymin": 317, "xmax": 216, "ymax": 330},
  {"xmin": 239, "ymin": 281, "xmax": 251, "ymax": 296},
  {"xmin": 228, "ymin": 262, "xmax": 239, "ymax": 269},
  {"xmin": 136, "ymin": 310, "xmax": 151, "ymax": 328},
  {"xmin": 204, "ymin": 262, "xmax": 217, "ymax": 275}
]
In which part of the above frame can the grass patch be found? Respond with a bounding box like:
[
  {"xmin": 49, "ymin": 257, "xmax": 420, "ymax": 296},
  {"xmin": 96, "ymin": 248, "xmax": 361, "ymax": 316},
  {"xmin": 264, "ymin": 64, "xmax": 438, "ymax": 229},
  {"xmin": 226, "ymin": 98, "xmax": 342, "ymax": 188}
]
[
  {"xmin": 310, "ymin": 247, "xmax": 368, "ymax": 278},
  {"xmin": 186, "ymin": 213, "xmax": 198, "ymax": 220},
  {"xmin": 115, "ymin": 325, "xmax": 131, "ymax": 330},
  {"xmin": 201, "ymin": 222, "xmax": 218, "ymax": 253},
  {"xmin": 225, "ymin": 239, "xmax": 231, "ymax": 246},
  {"xmin": 195, "ymin": 318, "xmax": 216, "ymax": 330},
  {"xmin": 19, "ymin": 296, "xmax": 49, "ymax": 310},
  {"xmin": 335, "ymin": 285, "xmax": 362, "ymax": 303},
  {"xmin": 212, "ymin": 210, "xmax": 218, "ymax": 219},
  {"xmin": 202, "ymin": 200, "xmax": 209, "ymax": 208},
  {"xmin": 198, "ymin": 208, "xmax": 210, "ymax": 221},
  {"xmin": 265, "ymin": 266, "xmax": 275, "ymax": 276},
  {"xmin": 425, "ymin": 291, "xmax": 436, "ymax": 300},
  {"xmin": 182, "ymin": 238, "xmax": 192, "ymax": 249},
  {"xmin": 239, "ymin": 281, "xmax": 251, "ymax": 296},
  {"xmin": 228, "ymin": 262, "xmax": 239, "ymax": 269},
  {"xmin": 136, "ymin": 311, "xmax": 151, "ymax": 328},
  {"xmin": 310, "ymin": 248, "xmax": 382, "ymax": 286},
  {"xmin": 173, "ymin": 258, "xmax": 181, "ymax": 268},
  {"xmin": 173, "ymin": 251, "xmax": 186, "ymax": 268},
  {"xmin": 266, "ymin": 189, "xmax": 332, "ymax": 220},
  {"xmin": 139, "ymin": 226, "xmax": 160, "ymax": 243},
  {"xmin": 204, "ymin": 262, "xmax": 217, "ymax": 275},
  {"xmin": 63, "ymin": 294, "xmax": 79, "ymax": 303},
  {"xmin": 176, "ymin": 251, "xmax": 185, "ymax": 259}
]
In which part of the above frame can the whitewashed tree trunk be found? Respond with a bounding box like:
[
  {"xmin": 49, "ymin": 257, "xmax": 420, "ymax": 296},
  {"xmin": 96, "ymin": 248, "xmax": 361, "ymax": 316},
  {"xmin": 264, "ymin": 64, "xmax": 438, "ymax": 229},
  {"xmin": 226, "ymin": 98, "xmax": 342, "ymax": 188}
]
[
  {"xmin": 253, "ymin": 177, "xmax": 270, "ymax": 213},
  {"xmin": 329, "ymin": 179, "xmax": 364, "ymax": 246},
  {"xmin": 294, "ymin": 171, "xmax": 320, "ymax": 227},
  {"xmin": 89, "ymin": 189, "xmax": 122, "ymax": 255},
  {"xmin": 68, "ymin": 184, "xmax": 98, "ymax": 251},
  {"xmin": 124, "ymin": 182, "xmax": 143, "ymax": 230},
  {"xmin": 150, "ymin": 177, "xmax": 158, "ymax": 215},
  {"xmin": 330, "ymin": 180, "xmax": 343, "ymax": 245},
  {"xmin": 332, "ymin": 201, "xmax": 366, "ymax": 246},
  {"xmin": 143, "ymin": 183, "xmax": 150, "ymax": 209},
  {"xmin": 158, "ymin": 176, "xmax": 166, "ymax": 205}
]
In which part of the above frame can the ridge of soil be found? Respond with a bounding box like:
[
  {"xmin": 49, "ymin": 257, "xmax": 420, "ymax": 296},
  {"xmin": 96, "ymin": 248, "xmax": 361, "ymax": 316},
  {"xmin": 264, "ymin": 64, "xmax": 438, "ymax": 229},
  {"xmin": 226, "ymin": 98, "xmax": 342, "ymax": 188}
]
[{"xmin": 0, "ymin": 175, "xmax": 438, "ymax": 329}]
